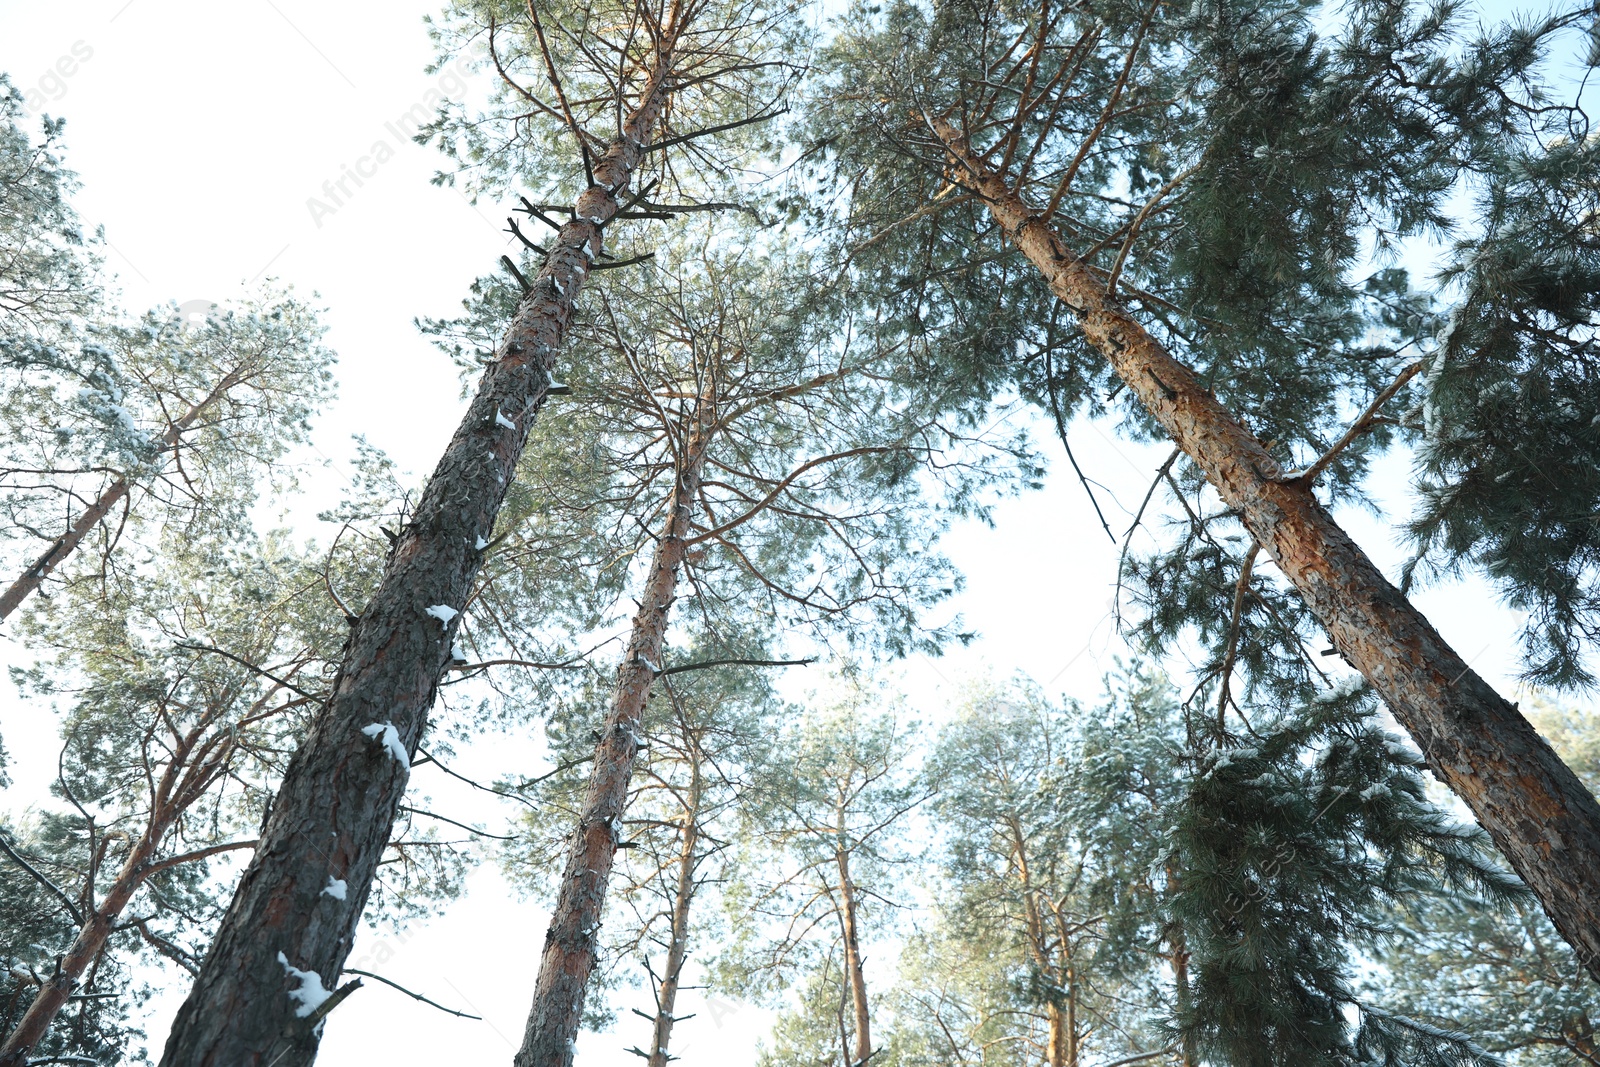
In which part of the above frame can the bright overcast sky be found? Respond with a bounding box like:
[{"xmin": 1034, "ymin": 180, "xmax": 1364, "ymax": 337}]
[{"xmin": 0, "ymin": 0, "xmax": 1553, "ymax": 1063}]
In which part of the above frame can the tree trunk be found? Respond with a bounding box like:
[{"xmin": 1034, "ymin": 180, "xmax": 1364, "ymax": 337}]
[
  {"xmin": 1063, "ymin": 968, "xmax": 1077, "ymax": 1067},
  {"xmin": 155, "ymin": 33, "xmax": 687, "ymax": 1067},
  {"xmin": 1165, "ymin": 866, "xmax": 1196, "ymax": 1067},
  {"xmin": 0, "ymin": 828, "xmax": 162, "ymax": 1067},
  {"xmin": 835, "ymin": 847, "xmax": 872, "ymax": 1067},
  {"xmin": 1007, "ymin": 821, "xmax": 1067, "ymax": 1067},
  {"xmin": 1045, "ymin": 1002, "xmax": 1068, "ymax": 1067},
  {"xmin": 931, "ymin": 115, "xmax": 1600, "ymax": 982},
  {"xmin": 515, "ymin": 395, "xmax": 711, "ymax": 1067},
  {"xmin": 645, "ymin": 784, "xmax": 699, "ymax": 1067},
  {"xmin": 0, "ymin": 360, "xmax": 251, "ymax": 621}
]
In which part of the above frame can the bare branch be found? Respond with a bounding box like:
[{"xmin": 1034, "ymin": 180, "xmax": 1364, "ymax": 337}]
[{"xmin": 341, "ymin": 968, "xmax": 483, "ymax": 1020}]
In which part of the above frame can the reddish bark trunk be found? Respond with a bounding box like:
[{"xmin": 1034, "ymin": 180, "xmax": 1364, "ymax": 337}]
[
  {"xmin": 835, "ymin": 847, "xmax": 872, "ymax": 1067},
  {"xmin": 155, "ymin": 35, "xmax": 685, "ymax": 1067},
  {"xmin": 932, "ymin": 115, "xmax": 1600, "ymax": 981},
  {"xmin": 0, "ymin": 360, "xmax": 250, "ymax": 621},
  {"xmin": 1010, "ymin": 820, "xmax": 1070, "ymax": 1067},
  {"xmin": 515, "ymin": 396, "xmax": 711, "ymax": 1067}
]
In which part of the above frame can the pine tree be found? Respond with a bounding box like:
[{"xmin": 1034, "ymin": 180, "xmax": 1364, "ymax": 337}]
[
  {"xmin": 0, "ymin": 86, "xmax": 336, "ymax": 623},
  {"xmin": 152, "ymin": 0, "xmax": 812, "ymax": 1061},
  {"xmin": 0, "ymin": 296, "xmax": 337, "ymax": 622},
  {"xmin": 806, "ymin": 0, "xmax": 1600, "ymax": 976},
  {"xmin": 890, "ymin": 671, "xmax": 1179, "ymax": 1067},
  {"xmin": 0, "ymin": 527, "xmax": 352, "ymax": 1067},
  {"xmin": 440, "ymin": 230, "xmax": 989, "ymax": 1067},
  {"xmin": 504, "ymin": 647, "xmax": 777, "ymax": 1066},
  {"xmin": 719, "ymin": 676, "xmax": 926, "ymax": 1067}
]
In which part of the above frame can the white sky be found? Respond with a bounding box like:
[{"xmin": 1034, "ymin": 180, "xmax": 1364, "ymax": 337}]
[{"xmin": 0, "ymin": 1, "xmax": 1576, "ymax": 1064}]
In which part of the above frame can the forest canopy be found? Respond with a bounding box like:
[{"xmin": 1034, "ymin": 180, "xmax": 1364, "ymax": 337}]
[{"xmin": 0, "ymin": 1, "xmax": 1598, "ymax": 1065}]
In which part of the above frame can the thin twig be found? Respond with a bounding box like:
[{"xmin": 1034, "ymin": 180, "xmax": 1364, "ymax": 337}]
[
  {"xmin": 398, "ymin": 805, "xmax": 519, "ymax": 841},
  {"xmin": 1106, "ymin": 163, "xmax": 1198, "ymax": 294},
  {"xmin": 1044, "ymin": 347, "xmax": 1115, "ymax": 543},
  {"xmin": 341, "ymin": 969, "xmax": 483, "ymax": 1020},
  {"xmin": 414, "ymin": 746, "xmax": 537, "ymax": 810},
  {"xmin": 658, "ymin": 656, "xmax": 814, "ymax": 677},
  {"xmin": 0, "ymin": 832, "xmax": 83, "ymax": 924},
  {"xmin": 174, "ymin": 644, "xmax": 316, "ymax": 700},
  {"xmin": 323, "ymin": 522, "xmax": 359, "ymax": 624},
  {"xmin": 642, "ymin": 106, "xmax": 790, "ymax": 152}
]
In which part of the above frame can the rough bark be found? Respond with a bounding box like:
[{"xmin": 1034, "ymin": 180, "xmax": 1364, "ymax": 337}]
[
  {"xmin": 154, "ymin": 42, "xmax": 685, "ymax": 1067},
  {"xmin": 835, "ymin": 846, "xmax": 872, "ymax": 1067},
  {"xmin": 931, "ymin": 115, "xmax": 1600, "ymax": 982},
  {"xmin": 0, "ymin": 360, "xmax": 250, "ymax": 621},
  {"xmin": 645, "ymin": 780, "xmax": 700, "ymax": 1067},
  {"xmin": 514, "ymin": 396, "xmax": 711, "ymax": 1067}
]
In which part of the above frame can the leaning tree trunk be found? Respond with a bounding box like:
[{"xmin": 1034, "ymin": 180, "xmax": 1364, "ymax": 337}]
[
  {"xmin": 834, "ymin": 842, "xmax": 872, "ymax": 1067},
  {"xmin": 515, "ymin": 399, "xmax": 712, "ymax": 1067},
  {"xmin": 931, "ymin": 115, "xmax": 1600, "ymax": 982},
  {"xmin": 155, "ymin": 33, "xmax": 688, "ymax": 1067},
  {"xmin": 644, "ymin": 777, "xmax": 701, "ymax": 1067},
  {"xmin": 0, "ymin": 359, "xmax": 251, "ymax": 621}
]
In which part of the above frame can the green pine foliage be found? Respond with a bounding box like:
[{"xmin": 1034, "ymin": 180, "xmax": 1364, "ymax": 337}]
[
  {"xmin": 1407, "ymin": 125, "xmax": 1600, "ymax": 686},
  {"xmin": 1171, "ymin": 684, "xmax": 1524, "ymax": 1067}
]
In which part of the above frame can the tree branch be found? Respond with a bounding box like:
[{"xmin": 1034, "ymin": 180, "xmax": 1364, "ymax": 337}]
[
  {"xmin": 658, "ymin": 656, "xmax": 814, "ymax": 677},
  {"xmin": 341, "ymin": 968, "xmax": 482, "ymax": 1020},
  {"xmin": 0, "ymin": 831, "xmax": 83, "ymax": 925}
]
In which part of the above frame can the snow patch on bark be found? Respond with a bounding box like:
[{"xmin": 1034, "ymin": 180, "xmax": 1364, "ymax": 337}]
[
  {"xmin": 495, "ymin": 408, "xmax": 516, "ymax": 430},
  {"xmin": 360, "ymin": 722, "xmax": 409, "ymax": 767},
  {"xmin": 322, "ymin": 877, "xmax": 348, "ymax": 901},
  {"xmin": 277, "ymin": 952, "xmax": 334, "ymax": 1018},
  {"xmin": 424, "ymin": 604, "xmax": 458, "ymax": 626}
]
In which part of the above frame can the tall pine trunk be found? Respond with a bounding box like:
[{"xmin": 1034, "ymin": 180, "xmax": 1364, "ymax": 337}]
[
  {"xmin": 0, "ymin": 360, "xmax": 251, "ymax": 621},
  {"xmin": 155, "ymin": 25, "xmax": 686, "ymax": 1067},
  {"xmin": 931, "ymin": 115, "xmax": 1600, "ymax": 981},
  {"xmin": 515, "ymin": 393, "xmax": 711, "ymax": 1067},
  {"xmin": 834, "ymin": 844, "xmax": 871, "ymax": 1067},
  {"xmin": 644, "ymin": 774, "xmax": 700, "ymax": 1067}
]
